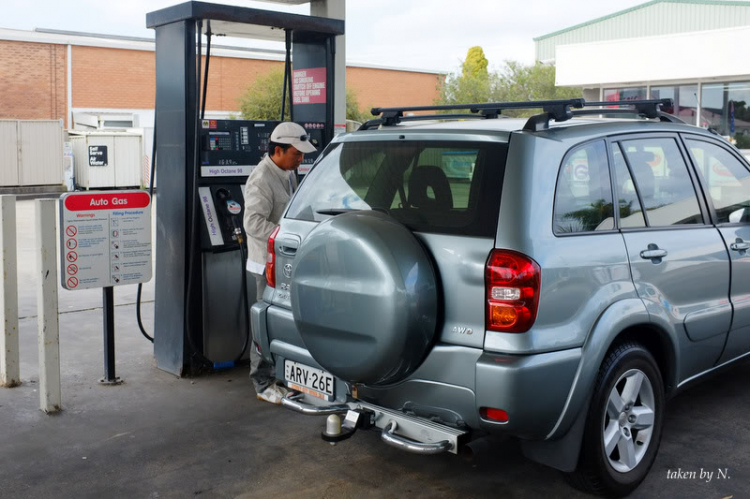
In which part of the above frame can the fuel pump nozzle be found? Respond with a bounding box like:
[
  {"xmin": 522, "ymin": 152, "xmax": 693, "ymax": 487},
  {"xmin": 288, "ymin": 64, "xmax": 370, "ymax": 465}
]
[{"xmin": 215, "ymin": 188, "xmax": 244, "ymax": 244}]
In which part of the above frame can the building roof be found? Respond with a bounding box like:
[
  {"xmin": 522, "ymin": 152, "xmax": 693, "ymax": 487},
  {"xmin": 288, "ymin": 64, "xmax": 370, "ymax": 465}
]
[
  {"xmin": 534, "ymin": 0, "xmax": 750, "ymax": 41},
  {"xmin": 533, "ymin": 0, "xmax": 750, "ymax": 62},
  {"xmin": 0, "ymin": 27, "xmax": 446, "ymax": 75}
]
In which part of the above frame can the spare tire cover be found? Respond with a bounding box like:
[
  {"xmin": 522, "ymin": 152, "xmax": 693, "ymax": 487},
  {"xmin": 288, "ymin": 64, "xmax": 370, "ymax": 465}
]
[{"xmin": 291, "ymin": 211, "xmax": 438, "ymax": 385}]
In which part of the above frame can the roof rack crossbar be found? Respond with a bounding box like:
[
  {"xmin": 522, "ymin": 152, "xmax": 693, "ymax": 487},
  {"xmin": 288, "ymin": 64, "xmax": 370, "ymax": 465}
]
[
  {"xmin": 371, "ymin": 99, "xmax": 585, "ymax": 116},
  {"xmin": 584, "ymin": 98, "xmax": 673, "ymax": 119},
  {"xmin": 358, "ymin": 113, "xmax": 494, "ymax": 131},
  {"xmin": 370, "ymin": 99, "xmax": 585, "ymax": 127},
  {"xmin": 569, "ymin": 108, "xmax": 685, "ymax": 123}
]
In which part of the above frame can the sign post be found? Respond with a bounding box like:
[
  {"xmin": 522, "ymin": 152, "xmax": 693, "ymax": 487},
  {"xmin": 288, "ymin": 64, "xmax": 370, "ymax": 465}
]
[
  {"xmin": 102, "ymin": 287, "xmax": 117, "ymax": 384},
  {"xmin": 59, "ymin": 190, "xmax": 152, "ymax": 384}
]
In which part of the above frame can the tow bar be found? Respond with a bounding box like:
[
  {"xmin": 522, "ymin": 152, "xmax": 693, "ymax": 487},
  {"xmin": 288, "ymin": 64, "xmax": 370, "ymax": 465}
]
[{"xmin": 282, "ymin": 392, "xmax": 464, "ymax": 455}]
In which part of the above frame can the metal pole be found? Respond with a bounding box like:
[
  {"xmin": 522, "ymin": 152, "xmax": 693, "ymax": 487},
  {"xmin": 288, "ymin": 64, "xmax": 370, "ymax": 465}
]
[
  {"xmin": 282, "ymin": 29, "xmax": 291, "ymax": 121},
  {"xmin": 100, "ymin": 286, "xmax": 121, "ymax": 384},
  {"xmin": 36, "ymin": 199, "xmax": 61, "ymax": 412},
  {"xmin": 311, "ymin": 0, "xmax": 345, "ymax": 134},
  {"xmin": 0, "ymin": 195, "xmax": 20, "ymax": 388}
]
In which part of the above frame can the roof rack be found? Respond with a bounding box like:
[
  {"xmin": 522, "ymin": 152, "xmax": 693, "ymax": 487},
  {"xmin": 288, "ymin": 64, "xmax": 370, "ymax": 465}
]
[
  {"xmin": 361, "ymin": 99, "xmax": 585, "ymax": 130},
  {"xmin": 523, "ymin": 98, "xmax": 679, "ymax": 131},
  {"xmin": 584, "ymin": 98, "xmax": 674, "ymax": 119},
  {"xmin": 571, "ymin": 108, "xmax": 685, "ymax": 123},
  {"xmin": 359, "ymin": 113, "xmax": 485, "ymax": 131},
  {"xmin": 358, "ymin": 98, "xmax": 682, "ymax": 132}
]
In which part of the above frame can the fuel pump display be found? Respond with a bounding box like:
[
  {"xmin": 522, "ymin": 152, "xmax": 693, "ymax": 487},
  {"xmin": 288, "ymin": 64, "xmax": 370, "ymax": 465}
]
[{"xmin": 200, "ymin": 119, "xmax": 324, "ymax": 178}]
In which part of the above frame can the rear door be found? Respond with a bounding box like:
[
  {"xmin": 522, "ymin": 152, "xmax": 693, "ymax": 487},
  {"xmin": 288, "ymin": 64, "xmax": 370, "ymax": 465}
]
[
  {"xmin": 683, "ymin": 136, "xmax": 750, "ymax": 363},
  {"xmin": 611, "ymin": 134, "xmax": 731, "ymax": 379},
  {"xmin": 283, "ymin": 135, "xmax": 509, "ymax": 349}
]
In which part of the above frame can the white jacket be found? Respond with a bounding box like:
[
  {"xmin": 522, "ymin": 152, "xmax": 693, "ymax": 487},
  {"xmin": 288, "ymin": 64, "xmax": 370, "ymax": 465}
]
[{"xmin": 243, "ymin": 154, "xmax": 297, "ymax": 274}]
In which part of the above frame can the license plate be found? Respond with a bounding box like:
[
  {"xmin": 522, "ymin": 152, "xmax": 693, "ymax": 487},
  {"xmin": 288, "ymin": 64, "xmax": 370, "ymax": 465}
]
[{"xmin": 284, "ymin": 360, "xmax": 335, "ymax": 401}]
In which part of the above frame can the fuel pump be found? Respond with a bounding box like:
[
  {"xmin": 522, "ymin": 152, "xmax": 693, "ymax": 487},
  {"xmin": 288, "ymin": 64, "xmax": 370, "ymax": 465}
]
[
  {"xmin": 195, "ymin": 119, "xmax": 323, "ymax": 367},
  {"xmin": 147, "ymin": 2, "xmax": 343, "ymax": 376}
]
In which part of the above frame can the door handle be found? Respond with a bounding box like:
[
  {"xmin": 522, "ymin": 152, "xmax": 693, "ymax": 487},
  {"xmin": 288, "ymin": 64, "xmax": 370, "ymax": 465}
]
[
  {"xmin": 640, "ymin": 244, "xmax": 667, "ymax": 262},
  {"xmin": 731, "ymin": 241, "xmax": 750, "ymax": 252},
  {"xmin": 278, "ymin": 245, "xmax": 298, "ymax": 256},
  {"xmin": 640, "ymin": 249, "xmax": 667, "ymax": 259}
]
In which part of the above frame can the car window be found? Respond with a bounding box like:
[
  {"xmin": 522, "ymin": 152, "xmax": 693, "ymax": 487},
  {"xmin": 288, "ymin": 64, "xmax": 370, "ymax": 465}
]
[
  {"xmin": 686, "ymin": 139, "xmax": 750, "ymax": 224},
  {"xmin": 620, "ymin": 138, "xmax": 703, "ymax": 226},
  {"xmin": 397, "ymin": 148, "xmax": 478, "ymax": 209},
  {"xmin": 340, "ymin": 148, "xmax": 386, "ymax": 201},
  {"xmin": 611, "ymin": 143, "xmax": 646, "ymax": 228},
  {"xmin": 553, "ymin": 140, "xmax": 614, "ymax": 234},
  {"xmin": 286, "ymin": 140, "xmax": 507, "ymax": 237}
]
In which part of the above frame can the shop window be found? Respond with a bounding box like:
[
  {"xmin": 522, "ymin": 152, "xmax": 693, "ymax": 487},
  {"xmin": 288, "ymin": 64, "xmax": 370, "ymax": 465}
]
[
  {"xmin": 651, "ymin": 85, "xmax": 698, "ymax": 125},
  {"xmin": 701, "ymin": 82, "xmax": 750, "ymax": 148},
  {"xmin": 603, "ymin": 87, "xmax": 647, "ymax": 107}
]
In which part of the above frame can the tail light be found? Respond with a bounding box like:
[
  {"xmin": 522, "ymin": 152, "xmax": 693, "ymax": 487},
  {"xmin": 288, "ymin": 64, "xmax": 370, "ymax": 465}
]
[
  {"xmin": 265, "ymin": 225, "xmax": 281, "ymax": 288},
  {"xmin": 485, "ymin": 249, "xmax": 541, "ymax": 333}
]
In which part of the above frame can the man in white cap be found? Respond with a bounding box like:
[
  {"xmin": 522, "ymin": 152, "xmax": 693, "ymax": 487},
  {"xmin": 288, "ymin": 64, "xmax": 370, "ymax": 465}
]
[{"xmin": 243, "ymin": 122, "xmax": 316, "ymax": 404}]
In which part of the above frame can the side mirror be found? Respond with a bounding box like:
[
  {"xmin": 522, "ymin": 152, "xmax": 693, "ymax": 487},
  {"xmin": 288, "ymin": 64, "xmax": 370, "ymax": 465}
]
[{"xmin": 728, "ymin": 207, "xmax": 750, "ymax": 224}]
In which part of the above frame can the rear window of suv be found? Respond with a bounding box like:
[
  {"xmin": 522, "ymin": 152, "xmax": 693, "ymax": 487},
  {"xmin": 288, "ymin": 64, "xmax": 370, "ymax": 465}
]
[{"xmin": 286, "ymin": 140, "xmax": 507, "ymax": 237}]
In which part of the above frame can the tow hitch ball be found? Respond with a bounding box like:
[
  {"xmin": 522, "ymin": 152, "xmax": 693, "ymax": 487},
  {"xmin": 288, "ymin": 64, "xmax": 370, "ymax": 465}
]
[{"xmin": 321, "ymin": 409, "xmax": 375, "ymax": 445}]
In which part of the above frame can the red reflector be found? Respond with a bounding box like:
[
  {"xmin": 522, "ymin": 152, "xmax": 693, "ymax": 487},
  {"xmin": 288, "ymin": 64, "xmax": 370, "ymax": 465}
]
[
  {"xmin": 265, "ymin": 225, "xmax": 280, "ymax": 288},
  {"xmin": 480, "ymin": 407, "xmax": 509, "ymax": 423}
]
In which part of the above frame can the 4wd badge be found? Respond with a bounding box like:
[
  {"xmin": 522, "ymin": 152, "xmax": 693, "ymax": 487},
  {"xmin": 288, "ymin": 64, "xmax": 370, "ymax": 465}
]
[{"xmin": 452, "ymin": 326, "xmax": 473, "ymax": 335}]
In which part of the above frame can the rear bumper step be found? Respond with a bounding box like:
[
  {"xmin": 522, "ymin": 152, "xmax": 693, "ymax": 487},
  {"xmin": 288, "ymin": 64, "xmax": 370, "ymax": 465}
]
[
  {"xmin": 281, "ymin": 393, "xmax": 350, "ymax": 415},
  {"xmin": 282, "ymin": 393, "xmax": 466, "ymax": 455}
]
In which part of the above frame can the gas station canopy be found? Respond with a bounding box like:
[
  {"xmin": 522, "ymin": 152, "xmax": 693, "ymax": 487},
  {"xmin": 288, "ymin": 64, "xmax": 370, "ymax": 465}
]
[{"xmin": 146, "ymin": 1, "xmax": 344, "ymax": 41}]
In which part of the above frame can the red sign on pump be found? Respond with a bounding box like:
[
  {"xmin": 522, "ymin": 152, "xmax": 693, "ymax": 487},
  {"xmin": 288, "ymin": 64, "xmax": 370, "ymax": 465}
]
[
  {"xmin": 292, "ymin": 67, "xmax": 327, "ymax": 105},
  {"xmin": 64, "ymin": 191, "xmax": 151, "ymax": 211}
]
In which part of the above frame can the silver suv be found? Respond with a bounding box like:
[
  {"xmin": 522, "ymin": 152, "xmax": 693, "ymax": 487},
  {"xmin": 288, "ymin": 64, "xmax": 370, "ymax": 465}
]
[{"xmin": 250, "ymin": 99, "xmax": 750, "ymax": 497}]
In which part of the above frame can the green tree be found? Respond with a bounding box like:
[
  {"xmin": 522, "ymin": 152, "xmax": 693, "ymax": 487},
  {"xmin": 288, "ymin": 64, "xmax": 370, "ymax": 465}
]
[
  {"xmin": 491, "ymin": 61, "xmax": 582, "ymax": 117},
  {"xmin": 463, "ymin": 46, "xmax": 489, "ymax": 79},
  {"xmin": 238, "ymin": 67, "xmax": 370, "ymax": 122},
  {"xmin": 238, "ymin": 68, "xmax": 290, "ymax": 121},
  {"xmin": 436, "ymin": 47, "xmax": 492, "ymax": 110},
  {"xmin": 436, "ymin": 50, "xmax": 581, "ymax": 116},
  {"xmin": 346, "ymin": 87, "xmax": 371, "ymax": 123}
]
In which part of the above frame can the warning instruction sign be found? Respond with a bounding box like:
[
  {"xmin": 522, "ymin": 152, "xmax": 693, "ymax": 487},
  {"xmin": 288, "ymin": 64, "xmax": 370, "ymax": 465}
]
[
  {"xmin": 292, "ymin": 67, "xmax": 327, "ymax": 105},
  {"xmin": 59, "ymin": 191, "xmax": 152, "ymax": 290}
]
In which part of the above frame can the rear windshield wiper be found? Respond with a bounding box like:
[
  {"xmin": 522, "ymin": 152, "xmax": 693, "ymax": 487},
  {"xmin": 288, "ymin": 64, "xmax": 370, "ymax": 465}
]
[
  {"xmin": 315, "ymin": 208, "xmax": 361, "ymax": 216},
  {"xmin": 315, "ymin": 207, "xmax": 389, "ymax": 216}
]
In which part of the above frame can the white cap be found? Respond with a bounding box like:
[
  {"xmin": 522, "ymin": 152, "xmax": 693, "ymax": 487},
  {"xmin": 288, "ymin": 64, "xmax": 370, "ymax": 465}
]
[{"xmin": 270, "ymin": 122, "xmax": 317, "ymax": 154}]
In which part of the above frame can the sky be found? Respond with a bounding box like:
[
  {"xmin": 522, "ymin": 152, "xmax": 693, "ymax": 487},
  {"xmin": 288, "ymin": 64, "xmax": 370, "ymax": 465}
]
[{"xmin": 1, "ymin": 0, "xmax": 650, "ymax": 73}]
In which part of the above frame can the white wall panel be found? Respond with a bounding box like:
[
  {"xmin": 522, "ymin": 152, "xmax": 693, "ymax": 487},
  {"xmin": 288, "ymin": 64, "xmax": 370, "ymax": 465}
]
[
  {"xmin": 0, "ymin": 122, "xmax": 19, "ymax": 186},
  {"xmin": 536, "ymin": 2, "xmax": 750, "ymax": 62},
  {"xmin": 18, "ymin": 121, "xmax": 63, "ymax": 186},
  {"xmin": 114, "ymin": 136, "xmax": 142, "ymax": 188},
  {"xmin": 556, "ymin": 26, "xmax": 750, "ymax": 87}
]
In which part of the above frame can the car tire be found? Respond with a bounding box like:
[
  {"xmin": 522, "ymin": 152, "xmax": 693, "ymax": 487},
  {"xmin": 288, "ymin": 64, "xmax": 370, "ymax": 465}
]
[{"xmin": 567, "ymin": 341, "xmax": 665, "ymax": 497}]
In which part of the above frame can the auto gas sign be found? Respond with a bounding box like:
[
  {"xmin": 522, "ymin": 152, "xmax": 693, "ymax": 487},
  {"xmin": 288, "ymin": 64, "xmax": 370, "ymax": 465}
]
[{"xmin": 59, "ymin": 191, "xmax": 152, "ymax": 290}]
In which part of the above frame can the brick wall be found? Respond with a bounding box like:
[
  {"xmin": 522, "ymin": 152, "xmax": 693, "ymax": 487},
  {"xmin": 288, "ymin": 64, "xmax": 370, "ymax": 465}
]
[
  {"xmin": 1, "ymin": 41, "xmax": 443, "ymax": 122},
  {"xmin": 0, "ymin": 40, "xmax": 67, "ymax": 125},
  {"xmin": 72, "ymin": 46, "xmax": 155, "ymax": 109},
  {"xmin": 348, "ymin": 67, "xmax": 442, "ymax": 114}
]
